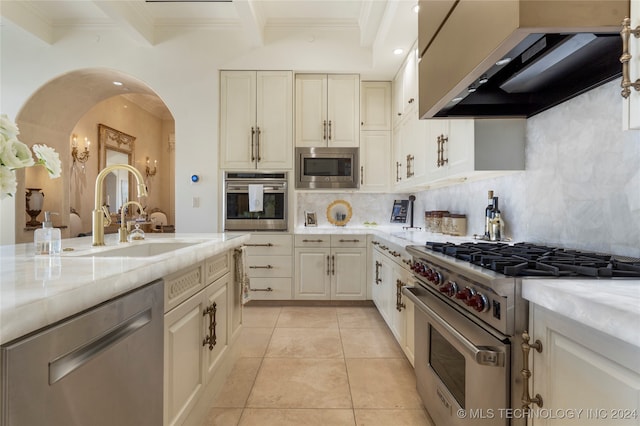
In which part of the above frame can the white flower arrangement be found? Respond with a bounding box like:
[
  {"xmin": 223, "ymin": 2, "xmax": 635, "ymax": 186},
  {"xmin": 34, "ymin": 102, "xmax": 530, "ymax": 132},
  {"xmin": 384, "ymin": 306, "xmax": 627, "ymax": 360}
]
[{"xmin": 0, "ymin": 114, "xmax": 61, "ymax": 200}]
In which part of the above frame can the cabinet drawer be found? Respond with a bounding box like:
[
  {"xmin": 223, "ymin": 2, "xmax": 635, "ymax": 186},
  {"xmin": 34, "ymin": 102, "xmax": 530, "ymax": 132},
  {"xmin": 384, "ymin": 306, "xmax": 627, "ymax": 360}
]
[
  {"xmin": 248, "ymin": 278, "xmax": 292, "ymax": 300},
  {"xmin": 330, "ymin": 234, "xmax": 366, "ymax": 248},
  {"xmin": 245, "ymin": 234, "xmax": 292, "ymax": 256},
  {"xmin": 205, "ymin": 251, "xmax": 231, "ymax": 284},
  {"xmin": 246, "ymin": 255, "xmax": 292, "ymax": 278},
  {"xmin": 164, "ymin": 262, "xmax": 205, "ymax": 313},
  {"xmin": 294, "ymin": 234, "xmax": 331, "ymax": 247}
]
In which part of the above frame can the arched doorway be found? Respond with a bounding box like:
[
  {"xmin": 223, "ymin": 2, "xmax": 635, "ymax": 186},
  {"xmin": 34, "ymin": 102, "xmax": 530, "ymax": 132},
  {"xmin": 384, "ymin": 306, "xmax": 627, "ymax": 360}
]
[{"xmin": 14, "ymin": 68, "xmax": 174, "ymax": 243}]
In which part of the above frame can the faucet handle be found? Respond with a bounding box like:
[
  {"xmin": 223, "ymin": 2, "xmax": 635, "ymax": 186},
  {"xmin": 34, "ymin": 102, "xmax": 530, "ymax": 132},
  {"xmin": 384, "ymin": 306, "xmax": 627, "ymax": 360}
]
[{"xmin": 101, "ymin": 205, "xmax": 112, "ymax": 226}]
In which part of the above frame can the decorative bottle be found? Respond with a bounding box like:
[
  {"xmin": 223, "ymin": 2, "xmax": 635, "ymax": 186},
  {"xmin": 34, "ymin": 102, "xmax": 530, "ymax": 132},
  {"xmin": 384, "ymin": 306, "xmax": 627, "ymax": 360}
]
[
  {"xmin": 34, "ymin": 211, "xmax": 61, "ymax": 255},
  {"xmin": 489, "ymin": 197, "xmax": 502, "ymax": 241},
  {"xmin": 484, "ymin": 190, "xmax": 494, "ymax": 239}
]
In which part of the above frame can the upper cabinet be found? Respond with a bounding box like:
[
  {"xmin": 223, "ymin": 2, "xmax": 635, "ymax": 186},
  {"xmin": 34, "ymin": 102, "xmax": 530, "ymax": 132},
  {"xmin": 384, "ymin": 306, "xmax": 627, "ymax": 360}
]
[
  {"xmin": 295, "ymin": 74, "xmax": 360, "ymax": 147},
  {"xmin": 392, "ymin": 47, "xmax": 418, "ymax": 129},
  {"xmin": 418, "ymin": 0, "xmax": 630, "ymax": 118},
  {"xmin": 360, "ymin": 81, "xmax": 391, "ymax": 131},
  {"xmin": 360, "ymin": 81, "xmax": 391, "ymax": 192},
  {"xmin": 220, "ymin": 71, "xmax": 293, "ymax": 170},
  {"xmin": 623, "ymin": 0, "xmax": 639, "ymax": 130}
]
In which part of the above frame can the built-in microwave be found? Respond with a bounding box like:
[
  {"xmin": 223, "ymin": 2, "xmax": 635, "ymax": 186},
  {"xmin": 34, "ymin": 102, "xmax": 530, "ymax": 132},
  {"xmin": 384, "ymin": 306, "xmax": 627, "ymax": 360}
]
[{"xmin": 295, "ymin": 147, "xmax": 359, "ymax": 189}]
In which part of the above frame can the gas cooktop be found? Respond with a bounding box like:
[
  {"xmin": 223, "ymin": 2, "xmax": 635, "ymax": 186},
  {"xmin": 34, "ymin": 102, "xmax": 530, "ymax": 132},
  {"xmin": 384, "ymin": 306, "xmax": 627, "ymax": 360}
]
[{"xmin": 420, "ymin": 241, "xmax": 640, "ymax": 278}]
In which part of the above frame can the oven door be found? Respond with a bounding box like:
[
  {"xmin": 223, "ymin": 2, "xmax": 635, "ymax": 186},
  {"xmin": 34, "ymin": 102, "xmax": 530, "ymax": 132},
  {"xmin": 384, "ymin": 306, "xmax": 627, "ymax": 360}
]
[
  {"xmin": 224, "ymin": 182, "xmax": 287, "ymax": 231},
  {"xmin": 406, "ymin": 285, "xmax": 510, "ymax": 426}
]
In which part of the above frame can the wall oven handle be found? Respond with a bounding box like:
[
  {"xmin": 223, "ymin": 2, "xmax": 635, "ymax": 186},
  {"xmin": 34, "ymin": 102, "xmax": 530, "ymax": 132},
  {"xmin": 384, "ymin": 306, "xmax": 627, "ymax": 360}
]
[
  {"xmin": 404, "ymin": 289, "xmax": 505, "ymax": 367},
  {"xmin": 226, "ymin": 185, "xmax": 285, "ymax": 192}
]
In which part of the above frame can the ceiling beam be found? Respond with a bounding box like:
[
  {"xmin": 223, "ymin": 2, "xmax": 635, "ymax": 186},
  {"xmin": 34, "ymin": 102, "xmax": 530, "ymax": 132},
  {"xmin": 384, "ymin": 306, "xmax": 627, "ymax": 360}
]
[
  {"xmin": 233, "ymin": 0, "xmax": 264, "ymax": 47},
  {"xmin": 93, "ymin": 1, "xmax": 156, "ymax": 46},
  {"xmin": 0, "ymin": 1, "xmax": 55, "ymax": 44}
]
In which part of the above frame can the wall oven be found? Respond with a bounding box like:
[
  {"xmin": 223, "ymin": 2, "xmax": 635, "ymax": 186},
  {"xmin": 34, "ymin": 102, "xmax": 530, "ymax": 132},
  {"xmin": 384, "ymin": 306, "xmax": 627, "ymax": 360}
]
[
  {"xmin": 295, "ymin": 147, "xmax": 359, "ymax": 189},
  {"xmin": 224, "ymin": 172, "xmax": 288, "ymax": 231}
]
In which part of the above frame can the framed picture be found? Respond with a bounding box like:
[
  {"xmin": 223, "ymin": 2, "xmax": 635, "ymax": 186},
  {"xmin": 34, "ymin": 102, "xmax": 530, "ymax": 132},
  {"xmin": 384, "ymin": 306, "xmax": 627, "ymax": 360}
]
[{"xmin": 304, "ymin": 211, "xmax": 317, "ymax": 227}]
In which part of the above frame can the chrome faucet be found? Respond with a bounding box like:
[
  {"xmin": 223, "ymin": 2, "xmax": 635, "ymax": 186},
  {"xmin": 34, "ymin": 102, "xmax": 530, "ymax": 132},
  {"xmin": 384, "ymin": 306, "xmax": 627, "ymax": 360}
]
[
  {"xmin": 119, "ymin": 201, "xmax": 145, "ymax": 243},
  {"xmin": 93, "ymin": 164, "xmax": 148, "ymax": 246}
]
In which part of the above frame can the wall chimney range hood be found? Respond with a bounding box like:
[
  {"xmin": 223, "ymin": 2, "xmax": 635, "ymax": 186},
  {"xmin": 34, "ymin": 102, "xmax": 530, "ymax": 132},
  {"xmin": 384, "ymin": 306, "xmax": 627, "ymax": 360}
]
[{"xmin": 418, "ymin": 0, "xmax": 630, "ymax": 119}]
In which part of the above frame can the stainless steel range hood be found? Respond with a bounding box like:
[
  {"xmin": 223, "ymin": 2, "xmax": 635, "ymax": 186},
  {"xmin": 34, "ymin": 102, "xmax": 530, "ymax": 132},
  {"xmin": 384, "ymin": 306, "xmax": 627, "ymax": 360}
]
[{"xmin": 418, "ymin": 0, "xmax": 630, "ymax": 119}]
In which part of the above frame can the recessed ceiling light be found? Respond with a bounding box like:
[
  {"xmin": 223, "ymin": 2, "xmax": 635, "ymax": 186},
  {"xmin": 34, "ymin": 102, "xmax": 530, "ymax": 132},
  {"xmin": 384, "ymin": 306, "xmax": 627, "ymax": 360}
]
[
  {"xmin": 413, "ymin": 4, "xmax": 420, "ymax": 13},
  {"xmin": 495, "ymin": 58, "xmax": 512, "ymax": 66},
  {"xmin": 393, "ymin": 48, "xmax": 404, "ymax": 55},
  {"xmin": 113, "ymin": 81, "xmax": 123, "ymax": 86}
]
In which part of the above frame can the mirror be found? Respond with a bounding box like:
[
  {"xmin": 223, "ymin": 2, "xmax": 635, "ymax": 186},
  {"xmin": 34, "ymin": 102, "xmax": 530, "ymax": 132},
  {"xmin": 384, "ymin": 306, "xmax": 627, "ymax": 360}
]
[{"xmin": 98, "ymin": 124, "xmax": 136, "ymax": 214}]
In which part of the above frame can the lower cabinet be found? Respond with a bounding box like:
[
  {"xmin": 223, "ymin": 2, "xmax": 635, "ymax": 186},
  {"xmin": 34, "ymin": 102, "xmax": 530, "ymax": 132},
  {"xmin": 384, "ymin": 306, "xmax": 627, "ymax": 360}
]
[
  {"xmin": 294, "ymin": 234, "xmax": 367, "ymax": 300},
  {"xmin": 527, "ymin": 304, "xmax": 640, "ymax": 425},
  {"xmin": 370, "ymin": 239, "xmax": 415, "ymax": 366},
  {"xmin": 244, "ymin": 233, "xmax": 293, "ymax": 300},
  {"xmin": 163, "ymin": 251, "xmax": 237, "ymax": 426}
]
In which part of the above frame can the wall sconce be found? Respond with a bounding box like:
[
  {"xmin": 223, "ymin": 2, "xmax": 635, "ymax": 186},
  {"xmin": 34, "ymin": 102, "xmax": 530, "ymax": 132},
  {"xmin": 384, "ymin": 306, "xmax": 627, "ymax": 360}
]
[
  {"xmin": 146, "ymin": 157, "xmax": 158, "ymax": 178},
  {"xmin": 71, "ymin": 134, "xmax": 90, "ymax": 165}
]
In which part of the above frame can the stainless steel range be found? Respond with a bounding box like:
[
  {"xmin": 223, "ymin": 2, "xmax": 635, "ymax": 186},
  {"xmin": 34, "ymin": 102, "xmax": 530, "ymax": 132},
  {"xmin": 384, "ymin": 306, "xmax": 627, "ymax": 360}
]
[{"xmin": 402, "ymin": 242, "xmax": 640, "ymax": 426}]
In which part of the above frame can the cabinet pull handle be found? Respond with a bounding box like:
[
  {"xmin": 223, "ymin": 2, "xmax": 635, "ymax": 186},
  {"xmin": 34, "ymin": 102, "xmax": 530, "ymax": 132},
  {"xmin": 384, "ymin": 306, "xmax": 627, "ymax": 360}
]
[
  {"xmin": 245, "ymin": 243, "xmax": 274, "ymax": 247},
  {"xmin": 375, "ymin": 261, "xmax": 382, "ymax": 284},
  {"xmin": 323, "ymin": 120, "xmax": 327, "ymax": 140},
  {"xmin": 339, "ymin": 239, "xmax": 360, "ymax": 243},
  {"xmin": 249, "ymin": 265, "xmax": 273, "ymax": 269},
  {"xmin": 396, "ymin": 161, "xmax": 402, "ymax": 181},
  {"xmin": 521, "ymin": 330, "xmax": 543, "ymax": 412},
  {"xmin": 327, "ymin": 255, "xmax": 331, "ymax": 276},
  {"xmin": 621, "ymin": 17, "xmax": 640, "ymax": 99},
  {"xmin": 406, "ymin": 154, "xmax": 414, "ymax": 178},
  {"xmin": 437, "ymin": 135, "xmax": 449, "ymax": 167},
  {"xmin": 396, "ymin": 279, "xmax": 406, "ymax": 311},
  {"xmin": 360, "ymin": 166, "xmax": 364, "ymax": 185},
  {"xmin": 251, "ymin": 287, "xmax": 273, "ymax": 292},
  {"xmin": 256, "ymin": 126, "xmax": 262, "ymax": 162},
  {"xmin": 302, "ymin": 239, "xmax": 325, "ymax": 243},
  {"xmin": 250, "ymin": 127, "xmax": 256, "ymax": 162},
  {"xmin": 202, "ymin": 302, "xmax": 217, "ymax": 351},
  {"xmin": 331, "ymin": 255, "xmax": 335, "ymax": 275},
  {"xmin": 328, "ymin": 120, "xmax": 332, "ymax": 140}
]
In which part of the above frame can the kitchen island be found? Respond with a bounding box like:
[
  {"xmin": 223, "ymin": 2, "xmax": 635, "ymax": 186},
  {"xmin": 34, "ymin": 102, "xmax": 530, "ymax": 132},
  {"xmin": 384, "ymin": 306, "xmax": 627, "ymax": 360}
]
[{"xmin": 0, "ymin": 232, "xmax": 249, "ymax": 345}]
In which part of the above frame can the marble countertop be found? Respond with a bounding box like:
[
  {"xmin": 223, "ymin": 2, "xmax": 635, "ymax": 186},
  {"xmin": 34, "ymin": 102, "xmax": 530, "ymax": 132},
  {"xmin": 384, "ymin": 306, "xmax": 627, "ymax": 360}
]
[{"xmin": 0, "ymin": 233, "xmax": 249, "ymax": 345}]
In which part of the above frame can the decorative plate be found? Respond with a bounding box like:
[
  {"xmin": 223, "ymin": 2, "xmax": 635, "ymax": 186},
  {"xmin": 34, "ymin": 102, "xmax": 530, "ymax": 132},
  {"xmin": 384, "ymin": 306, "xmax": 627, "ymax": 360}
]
[{"xmin": 326, "ymin": 200, "xmax": 352, "ymax": 226}]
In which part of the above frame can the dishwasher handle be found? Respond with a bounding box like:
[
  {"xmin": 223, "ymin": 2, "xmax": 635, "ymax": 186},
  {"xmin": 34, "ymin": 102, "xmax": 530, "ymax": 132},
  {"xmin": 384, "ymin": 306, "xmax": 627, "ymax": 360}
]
[{"xmin": 48, "ymin": 308, "xmax": 152, "ymax": 385}]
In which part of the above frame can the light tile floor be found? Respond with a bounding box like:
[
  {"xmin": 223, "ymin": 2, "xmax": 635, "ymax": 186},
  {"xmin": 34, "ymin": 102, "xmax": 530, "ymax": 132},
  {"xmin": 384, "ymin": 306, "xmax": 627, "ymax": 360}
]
[{"xmin": 202, "ymin": 305, "xmax": 434, "ymax": 426}]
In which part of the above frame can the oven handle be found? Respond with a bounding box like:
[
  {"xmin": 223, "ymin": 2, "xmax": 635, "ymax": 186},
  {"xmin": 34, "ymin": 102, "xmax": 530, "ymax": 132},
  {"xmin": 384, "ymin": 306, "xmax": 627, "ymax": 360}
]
[
  {"xmin": 403, "ymin": 288, "xmax": 505, "ymax": 367},
  {"xmin": 226, "ymin": 186, "xmax": 285, "ymax": 192}
]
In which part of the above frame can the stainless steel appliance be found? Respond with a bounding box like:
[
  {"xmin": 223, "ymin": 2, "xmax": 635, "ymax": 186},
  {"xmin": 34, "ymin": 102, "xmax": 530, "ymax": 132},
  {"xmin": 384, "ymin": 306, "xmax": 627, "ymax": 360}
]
[
  {"xmin": 224, "ymin": 172, "xmax": 288, "ymax": 231},
  {"xmin": 295, "ymin": 147, "xmax": 359, "ymax": 189},
  {"xmin": 1, "ymin": 280, "xmax": 163, "ymax": 426},
  {"xmin": 402, "ymin": 242, "xmax": 640, "ymax": 426}
]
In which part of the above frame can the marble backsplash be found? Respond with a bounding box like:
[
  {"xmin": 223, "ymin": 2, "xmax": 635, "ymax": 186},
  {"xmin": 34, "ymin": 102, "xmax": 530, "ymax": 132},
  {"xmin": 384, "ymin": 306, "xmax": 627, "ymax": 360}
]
[{"xmin": 296, "ymin": 81, "xmax": 640, "ymax": 257}]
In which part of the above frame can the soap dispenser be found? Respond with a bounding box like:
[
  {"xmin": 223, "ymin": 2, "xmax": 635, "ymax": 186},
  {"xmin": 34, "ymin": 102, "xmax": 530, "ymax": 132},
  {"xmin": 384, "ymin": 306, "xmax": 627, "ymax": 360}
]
[{"xmin": 34, "ymin": 211, "xmax": 61, "ymax": 255}]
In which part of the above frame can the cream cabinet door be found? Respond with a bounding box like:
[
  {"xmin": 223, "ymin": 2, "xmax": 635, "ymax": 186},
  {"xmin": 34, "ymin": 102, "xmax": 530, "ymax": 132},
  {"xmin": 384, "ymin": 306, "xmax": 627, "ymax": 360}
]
[
  {"xmin": 401, "ymin": 47, "xmax": 418, "ymax": 116},
  {"xmin": 327, "ymin": 74, "xmax": 360, "ymax": 147},
  {"xmin": 294, "ymin": 247, "xmax": 331, "ymax": 299},
  {"xmin": 255, "ymin": 71, "xmax": 293, "ymax": 169},
  {"xmin": 624, "ymin": 0, "xmax": 639, "ymax": 130},
  {"xmin": 529, "ymin": 304, "xmax": 640, "ymax": 425},
  {"xmin": 360, "ymin": 131, "xmax": 391, "ymax": 192},
  {"xmin": 295, "ymin": 74, "xmax": 328, "ymax": 147},
  {"xmin": 220, "ymin": 71, "xmax": 256, "ymax": 169},
  {"xmin": 331, "ymin": 247, "xmax": 367, "ymax": 300},
  {"xmin": 445, "ymin": 119, "xmax": 475, "ymax": 177},
  {"xmin": 203, "ymin": 277, "xmax": 229, "ymax": 382},
  {"xmin": 360, "ymin": 81, "xmax": 391, "ymax": 131},
  {"xmin": 164, "ymin": 292, "xmax": 207, "ymax": 426}
]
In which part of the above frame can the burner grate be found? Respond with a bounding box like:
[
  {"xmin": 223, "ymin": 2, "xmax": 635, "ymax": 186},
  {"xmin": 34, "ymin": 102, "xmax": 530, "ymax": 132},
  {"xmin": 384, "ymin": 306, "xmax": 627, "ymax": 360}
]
[{"xmin": 424, "ymin": 241, "xmax": 640, "ymax": 278}]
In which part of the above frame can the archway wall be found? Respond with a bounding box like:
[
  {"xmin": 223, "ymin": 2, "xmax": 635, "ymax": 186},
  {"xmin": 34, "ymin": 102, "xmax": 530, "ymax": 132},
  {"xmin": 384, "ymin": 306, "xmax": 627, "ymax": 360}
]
[{"xmin": 0, "ymin": 23, "xmax": 248, "ymax": 244}]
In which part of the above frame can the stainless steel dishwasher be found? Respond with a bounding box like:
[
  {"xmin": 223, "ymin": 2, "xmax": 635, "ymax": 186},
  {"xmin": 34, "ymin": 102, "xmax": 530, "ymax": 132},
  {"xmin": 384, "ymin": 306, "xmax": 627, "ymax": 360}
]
[{"xmin": 1, "ymin": 280, "xmax": 163, "ymax": 426}]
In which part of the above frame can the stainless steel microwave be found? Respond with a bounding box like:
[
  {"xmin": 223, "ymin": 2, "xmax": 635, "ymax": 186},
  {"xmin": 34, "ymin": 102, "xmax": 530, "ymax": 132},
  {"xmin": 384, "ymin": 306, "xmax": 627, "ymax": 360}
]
[{"xmin": 295, "ymin": 147, "xmax": 359, "ymax": 189}]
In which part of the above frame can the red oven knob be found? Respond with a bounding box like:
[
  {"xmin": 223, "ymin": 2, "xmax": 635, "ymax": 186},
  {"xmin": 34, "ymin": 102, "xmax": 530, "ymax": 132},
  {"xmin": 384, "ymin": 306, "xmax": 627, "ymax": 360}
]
[
  {"xmin": 455, "ymin": 287, "xmax": 476, "ymax": 301},
  {"xmin": 467, "ymin": 293, "xmax": 490, "ymax": 312},
  {"xmin": 432, "ymin": 271, "xmax": 443, "ymax": 285},
  {"xmin": 438, "ymin": 281, "xmax": 458, "ymax": 297}
]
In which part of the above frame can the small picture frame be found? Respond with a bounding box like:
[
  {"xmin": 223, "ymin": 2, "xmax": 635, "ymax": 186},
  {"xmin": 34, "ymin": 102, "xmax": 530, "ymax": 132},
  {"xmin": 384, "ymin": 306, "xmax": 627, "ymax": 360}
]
[{"xmin": 304, "ymin": 211, "xmax": 317, "ymax": 227}]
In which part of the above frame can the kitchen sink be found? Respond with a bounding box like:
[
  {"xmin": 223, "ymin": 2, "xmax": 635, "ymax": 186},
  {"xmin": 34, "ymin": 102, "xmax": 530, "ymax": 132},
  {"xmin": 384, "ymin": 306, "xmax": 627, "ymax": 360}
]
[{"xmin": 72, "ymin": 241, "xmax": 199, "ymax": 258}]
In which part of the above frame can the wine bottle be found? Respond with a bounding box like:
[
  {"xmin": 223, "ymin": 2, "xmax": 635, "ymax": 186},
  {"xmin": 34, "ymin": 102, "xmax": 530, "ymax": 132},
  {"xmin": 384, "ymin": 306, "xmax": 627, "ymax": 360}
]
[
  {"xmin": 484, "ymin": 190, "xmax": 494, "ymax": 238},
  {"xmin": 490, "ymin": 196, "xmax": 501, "ymax": 241}
]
